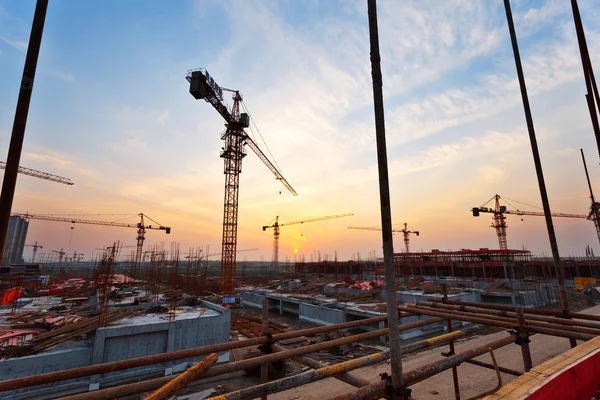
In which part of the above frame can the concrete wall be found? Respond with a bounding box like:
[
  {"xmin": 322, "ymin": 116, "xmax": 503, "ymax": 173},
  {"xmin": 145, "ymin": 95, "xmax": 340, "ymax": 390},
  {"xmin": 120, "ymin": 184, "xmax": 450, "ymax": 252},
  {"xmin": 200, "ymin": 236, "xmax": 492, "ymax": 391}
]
[
  {"xmin": 0, "ymin": 301, "xmax": 230, "ymax": 400},
  {"xmin": 299, "ymin": 303, "xmax": 346, "ymax": 325}
]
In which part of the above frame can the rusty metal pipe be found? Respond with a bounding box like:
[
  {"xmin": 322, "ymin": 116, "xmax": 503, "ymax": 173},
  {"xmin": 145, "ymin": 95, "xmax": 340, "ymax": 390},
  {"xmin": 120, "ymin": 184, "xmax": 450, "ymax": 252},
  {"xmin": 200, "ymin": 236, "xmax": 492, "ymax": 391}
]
[
  {"xmin": 271, "ymin": 344, "xmax": 371, "ymax": 388},
  {"xmin": 58, "ymin": 318, "xmax": 442, "ymax": 400},
  {"xmin": 409, "ymin": 304, "xmax": 600, "ymax": 336},
  {"xmin": 442, "ymin": 284, "xmax": 460, "ymax": 400},
  {"xmin": 207, "ymin": 329, "xmax": 473, "ymax": 400},
  {"xmin": 455, "ymin": 358, "xmax": 521, "ymax": 377},
  {"xmin": 427, "ymin": 298, "xmax": 600, "ymax": 322},
  {"xmin": 2, "ymin": 314, "xmax": 396, "ymax": 392},
  {"xmin": 327, "ymin": 335, "xmax": 517, "ymax": 400},
  {"xmin": 400, "ymin": 306, "xmax": 594, "ymax": 341},
  {"xmin": 143, "ymin": 353, "xmax": 218, "ymax": 400},
  {"xmin": 421, "ymin": 301, "xmax": 600, "ymax": 330}
]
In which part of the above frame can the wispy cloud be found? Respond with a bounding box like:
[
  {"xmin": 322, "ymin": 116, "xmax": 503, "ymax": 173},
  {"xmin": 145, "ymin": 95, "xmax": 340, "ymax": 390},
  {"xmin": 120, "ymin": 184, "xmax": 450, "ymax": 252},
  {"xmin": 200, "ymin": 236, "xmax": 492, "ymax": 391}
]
[
  {"xmin": 48, "ymin": 70, "xmax": 75, "ymax": 83},
  {"xmin": 0, "ymin": 35, "xmax": 27, "ymax": 51}
]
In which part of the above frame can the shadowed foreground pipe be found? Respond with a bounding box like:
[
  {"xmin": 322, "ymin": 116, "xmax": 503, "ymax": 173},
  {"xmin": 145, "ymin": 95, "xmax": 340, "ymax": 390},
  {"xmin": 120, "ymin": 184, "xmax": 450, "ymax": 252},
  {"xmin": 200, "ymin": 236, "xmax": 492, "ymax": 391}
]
[
  {"xmin": 420, "ymin": 300, "xmax": 600, "ymax": 330},
  {"xmin": 1, "ymin": 314, "xmax": 397, "ymax": 393},
  {"xmin": 207, "ymin": 328, "xmax": 479, "ymax": 400},
  {"xmin": 58, "ymin": 318, "xmax": 442, "ymax": 400},
  {"xmin": 427, "ymin": 298, "xmax": 600, "ymax": 322},
  {"xmin": 272, "ymin": 344, "xmax": 371, "ymax": 388},
  {"xmin": 143, "ymin": 353, "xmax": 218, "ymax": 400},
  {"xmin": 327, "ymin": 334, "xmax": 517, "ymax": 400},
  {"xmin": 400, "ymin": 306, "xmax": 595, "ymax": 341},
  {"xmin": 408, "ymin": 304, "xmax": 600, "ymax": 337}
]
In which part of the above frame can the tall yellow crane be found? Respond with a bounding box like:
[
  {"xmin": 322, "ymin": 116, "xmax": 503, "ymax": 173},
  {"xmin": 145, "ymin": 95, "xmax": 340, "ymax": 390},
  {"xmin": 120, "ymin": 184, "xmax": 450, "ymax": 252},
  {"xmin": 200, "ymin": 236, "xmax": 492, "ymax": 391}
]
[
  {"xmin": 348, "ymin": 223, "xmax": 420, "ymax": 253},
  {"xmin": 263, "ymin": 213, "xmax": 353, "ymax": 273},
  {"xmin": 472, "ymin": 194, "xmax": 588, "ymax": 250},
  {"xmin": 12, "ymin": 213, "xmax": 170, "ymax": 276},
  {"xmin": 187, "ymin": 69, "xmax": 296, "ymax": 302}
]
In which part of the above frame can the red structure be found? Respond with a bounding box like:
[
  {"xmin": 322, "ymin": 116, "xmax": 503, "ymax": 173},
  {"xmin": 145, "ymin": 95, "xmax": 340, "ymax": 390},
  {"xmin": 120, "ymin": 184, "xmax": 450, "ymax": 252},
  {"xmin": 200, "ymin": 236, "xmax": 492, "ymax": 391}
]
[{"xmin": 395, "ymin": 248, "xmax": 600, "ymax": 280}]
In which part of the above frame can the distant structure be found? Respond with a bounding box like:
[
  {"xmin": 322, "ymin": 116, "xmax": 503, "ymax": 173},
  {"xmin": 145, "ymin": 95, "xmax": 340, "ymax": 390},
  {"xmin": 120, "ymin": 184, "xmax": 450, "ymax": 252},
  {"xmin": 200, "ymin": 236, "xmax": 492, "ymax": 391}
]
[{"xmin": 3, "ymin": 216, "xmax": 29, "ymax": 265}]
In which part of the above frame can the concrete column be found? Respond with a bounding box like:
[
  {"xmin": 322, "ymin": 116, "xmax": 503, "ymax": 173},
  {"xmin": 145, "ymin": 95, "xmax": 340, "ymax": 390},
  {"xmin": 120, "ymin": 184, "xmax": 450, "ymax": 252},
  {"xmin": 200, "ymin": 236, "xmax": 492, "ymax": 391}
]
[
  {"xmin": 503, "ymin": 262, "xmax": 508, "ymax": 280},
  {"xmin": 280, "ymin": 298, "xmax": 283, "ymax": 316},
  {"xmin": 482, "ymin": 264, "xmax": 486, "ymax": 279},
  {"xmin": 89, "ymin": 328, "xmax": 107, "ymax": 390}
]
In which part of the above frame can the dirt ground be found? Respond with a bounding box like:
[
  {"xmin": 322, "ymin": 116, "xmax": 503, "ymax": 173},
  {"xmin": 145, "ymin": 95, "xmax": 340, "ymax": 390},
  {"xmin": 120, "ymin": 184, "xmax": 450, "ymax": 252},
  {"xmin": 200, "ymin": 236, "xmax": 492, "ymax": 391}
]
[{"xmin": 265, "ymin": 303, "xmax": 600, "ymax": 400}]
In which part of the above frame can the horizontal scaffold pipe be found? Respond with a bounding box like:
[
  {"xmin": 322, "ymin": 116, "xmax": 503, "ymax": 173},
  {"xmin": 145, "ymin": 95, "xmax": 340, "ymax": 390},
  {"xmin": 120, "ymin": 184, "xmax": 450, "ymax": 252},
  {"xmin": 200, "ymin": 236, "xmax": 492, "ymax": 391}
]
[
  {"xmin": 427, "ymin": 297, "xmax": 600, "ymax": 322},
  {"xmin": 418, "ymin": 300, "xmax": 600, "ymax": 330},
  {"xmin": 2, "ymin": 313, "xmax": 411, "ymax": 392},
  {"xmin": 207, "ymin": 327, "xmax": 483, "ymax": 400},
  {"xmin": 58, "ymin": 317, "xmax": 443, "ymax": 400},
  {"xmin": 408, "ymin": 304, "xmax": 600, "ymax": 336},
  {"xmin": 326, "ymin": 334, "xmax": 518, "ymax": 400},
  {"xmin": 399, "ymin": 305, "xmax": 595, "ymax": 341}
]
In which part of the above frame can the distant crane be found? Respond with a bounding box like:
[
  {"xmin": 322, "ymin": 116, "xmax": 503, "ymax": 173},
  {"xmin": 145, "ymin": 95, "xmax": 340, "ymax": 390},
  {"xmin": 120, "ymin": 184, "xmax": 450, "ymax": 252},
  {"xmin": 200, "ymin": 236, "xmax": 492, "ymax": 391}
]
[
  {"xmin": 12, "ymin": 213, "xmax": 170, "ymax": 276},
  {"xmin": 0, "ymin": 161, "xmax": 73, "ymax": 185},
  {"xmin": 51, "ymin": 248, "xmax": 65, "ymax": 264},
  {"xmin": 581, "ymin": 149, "xmax": 600, "ymax": 248},
  {"xmin": 472, "ymin": 194, "xmax": 588, "ymax": 250},
  {"xmin": 348, "ymin": 222, "xmax": 420, "ymax": 253},
  {"xmin": 24, "ymin": 241, "xmax": 43, "ymax": 263},
  {"xmin": 187, "ymin": 68, "xmax": 297, "ymax": 301},
  {"xmin": 263, "ymin": 214, "xmax": 353, "ymax": 273}
]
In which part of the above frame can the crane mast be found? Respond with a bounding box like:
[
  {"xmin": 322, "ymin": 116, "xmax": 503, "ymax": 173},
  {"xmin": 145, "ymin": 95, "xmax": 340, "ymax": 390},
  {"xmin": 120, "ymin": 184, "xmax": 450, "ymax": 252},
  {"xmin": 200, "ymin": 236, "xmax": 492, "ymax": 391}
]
[
  {"xmin": 263, "ymin": 213, "xmax": 353, "ymax": 273},
  {"xmin": 187, "ymin": 69, "xmax": 297, "ymax": 302}
]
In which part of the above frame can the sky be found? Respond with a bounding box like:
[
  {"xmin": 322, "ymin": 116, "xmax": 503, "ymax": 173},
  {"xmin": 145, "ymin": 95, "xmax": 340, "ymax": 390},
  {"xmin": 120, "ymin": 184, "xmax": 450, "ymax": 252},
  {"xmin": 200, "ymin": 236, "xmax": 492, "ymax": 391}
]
[{"xmin": 1, "ymin": 0, "xmax": 600, "ymax": 263}]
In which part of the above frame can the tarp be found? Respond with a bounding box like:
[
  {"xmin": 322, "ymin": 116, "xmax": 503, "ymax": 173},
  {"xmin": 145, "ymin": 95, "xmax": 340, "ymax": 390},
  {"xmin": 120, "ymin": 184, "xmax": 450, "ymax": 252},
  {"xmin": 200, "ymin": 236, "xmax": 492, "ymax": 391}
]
[{"xmin": 0, "ymin": 287, "xmax": 24, "ymax": 305}]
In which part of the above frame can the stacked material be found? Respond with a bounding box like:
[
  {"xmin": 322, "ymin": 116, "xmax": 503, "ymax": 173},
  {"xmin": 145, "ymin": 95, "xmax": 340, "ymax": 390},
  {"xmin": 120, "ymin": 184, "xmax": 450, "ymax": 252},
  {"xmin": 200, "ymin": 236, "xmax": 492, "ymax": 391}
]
[
  {"xmin": 0, "ymin": 307, "xmax": 134, "ymax": 358},
  {"xmin": 230, "ymin": 315, "xmax": 288, "ymax": 338}
]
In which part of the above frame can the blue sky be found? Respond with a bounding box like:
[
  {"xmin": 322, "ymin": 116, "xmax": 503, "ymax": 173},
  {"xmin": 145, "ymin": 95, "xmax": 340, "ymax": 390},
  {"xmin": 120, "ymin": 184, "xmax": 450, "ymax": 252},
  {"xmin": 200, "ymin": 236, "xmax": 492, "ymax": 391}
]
[{"xmin": 1, "ymin": 0, "xmax": 600, "ymax": 262}]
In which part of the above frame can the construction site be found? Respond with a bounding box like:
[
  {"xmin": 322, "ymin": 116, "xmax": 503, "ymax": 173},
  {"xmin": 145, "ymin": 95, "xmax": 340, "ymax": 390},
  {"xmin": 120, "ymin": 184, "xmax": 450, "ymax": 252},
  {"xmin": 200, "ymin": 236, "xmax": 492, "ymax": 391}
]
[{"xmin": 1, "ymin": 0, "xmax": 600, "ymax": 399}]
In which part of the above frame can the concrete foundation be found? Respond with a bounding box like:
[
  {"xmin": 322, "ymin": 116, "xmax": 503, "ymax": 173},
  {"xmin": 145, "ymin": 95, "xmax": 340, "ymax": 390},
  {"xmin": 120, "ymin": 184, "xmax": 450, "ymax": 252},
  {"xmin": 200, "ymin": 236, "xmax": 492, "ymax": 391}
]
[{"xmin": 0, "ymin": 300, "xmax": 230, "ymax": 400}]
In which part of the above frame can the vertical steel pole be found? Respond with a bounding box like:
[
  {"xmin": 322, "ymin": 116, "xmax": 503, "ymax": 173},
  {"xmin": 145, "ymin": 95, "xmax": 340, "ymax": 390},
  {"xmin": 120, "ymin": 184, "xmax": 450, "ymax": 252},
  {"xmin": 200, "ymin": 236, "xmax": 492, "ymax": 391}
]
[
  {"xmin": 516, "ymin": 309, "xmax": 533, "ymax": 372},
  {"xmin": 0, "ymin": 0, "xmax": 48, "ymax": 265},
  {"xmin": 443, "ymin": 285, "xmax": 461, "ymax": 399},
  {"xmin": 261, "ymin": 299, "xmax": 269, "ymax": 400},
  {"xmin": 581, "ymin": 149, "xmax": 600, "ymax": 248},
  {"xmin": 571, "ymin": 0, "xmax": 600, "ymax": 159},
  {"xmin": 503, "ymin": 0, "xmax": 576, "ymax": 348},
  {"xmin": 366, "ymin": 1, "xmax": 405, "ymax": 397}
]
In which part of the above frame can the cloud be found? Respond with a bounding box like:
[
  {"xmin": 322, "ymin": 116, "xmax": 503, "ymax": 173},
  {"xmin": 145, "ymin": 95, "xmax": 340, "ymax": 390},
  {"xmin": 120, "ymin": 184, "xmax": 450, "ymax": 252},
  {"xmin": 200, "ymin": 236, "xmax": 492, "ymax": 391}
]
[
  {"xmin": 48, "ymin": 70, "xmax": 75, "ymax": 83},
  {"xmin": 24, "ymin": 152, "xmax": 72, "ymax": 168},
  {"xmin": 0, "ymin": 35, "xmax": 27, "ymax": 51}
]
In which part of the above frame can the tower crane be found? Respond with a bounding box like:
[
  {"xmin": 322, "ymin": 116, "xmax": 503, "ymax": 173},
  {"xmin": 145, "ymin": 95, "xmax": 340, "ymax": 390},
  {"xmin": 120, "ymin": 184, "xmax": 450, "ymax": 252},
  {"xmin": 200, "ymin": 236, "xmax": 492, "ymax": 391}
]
[
  {"xmin": 263, "ymin": 213, "xmax": 353, "ymax": 273},
  {"xmin": 12, "ymin": 213, "xmax": 170, "ymax": 276},
  {"xmin": 472, "ymin": 194, "xmax": 588, "ymax": 250},
  {"xmin": 581, "ymin": 149, "xmax": 600, "ymax": 248},
  {"xmin": 348, "ymin": 222, "xmax": 420, "ymax": 253},
  {"xmin": 0, "ymin": 161, "xmax": 73, "ymax": 185},
  {"xmin": 187, "ymin": 68, "xmax": 297, "ymax": 302},
  {"xmin": 24, "ymin": 241, "xmax": 43, "ymax": 263},
  {"xmin": 51, "ymin": 248, "xmax": 65, "ymax": 264}
]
